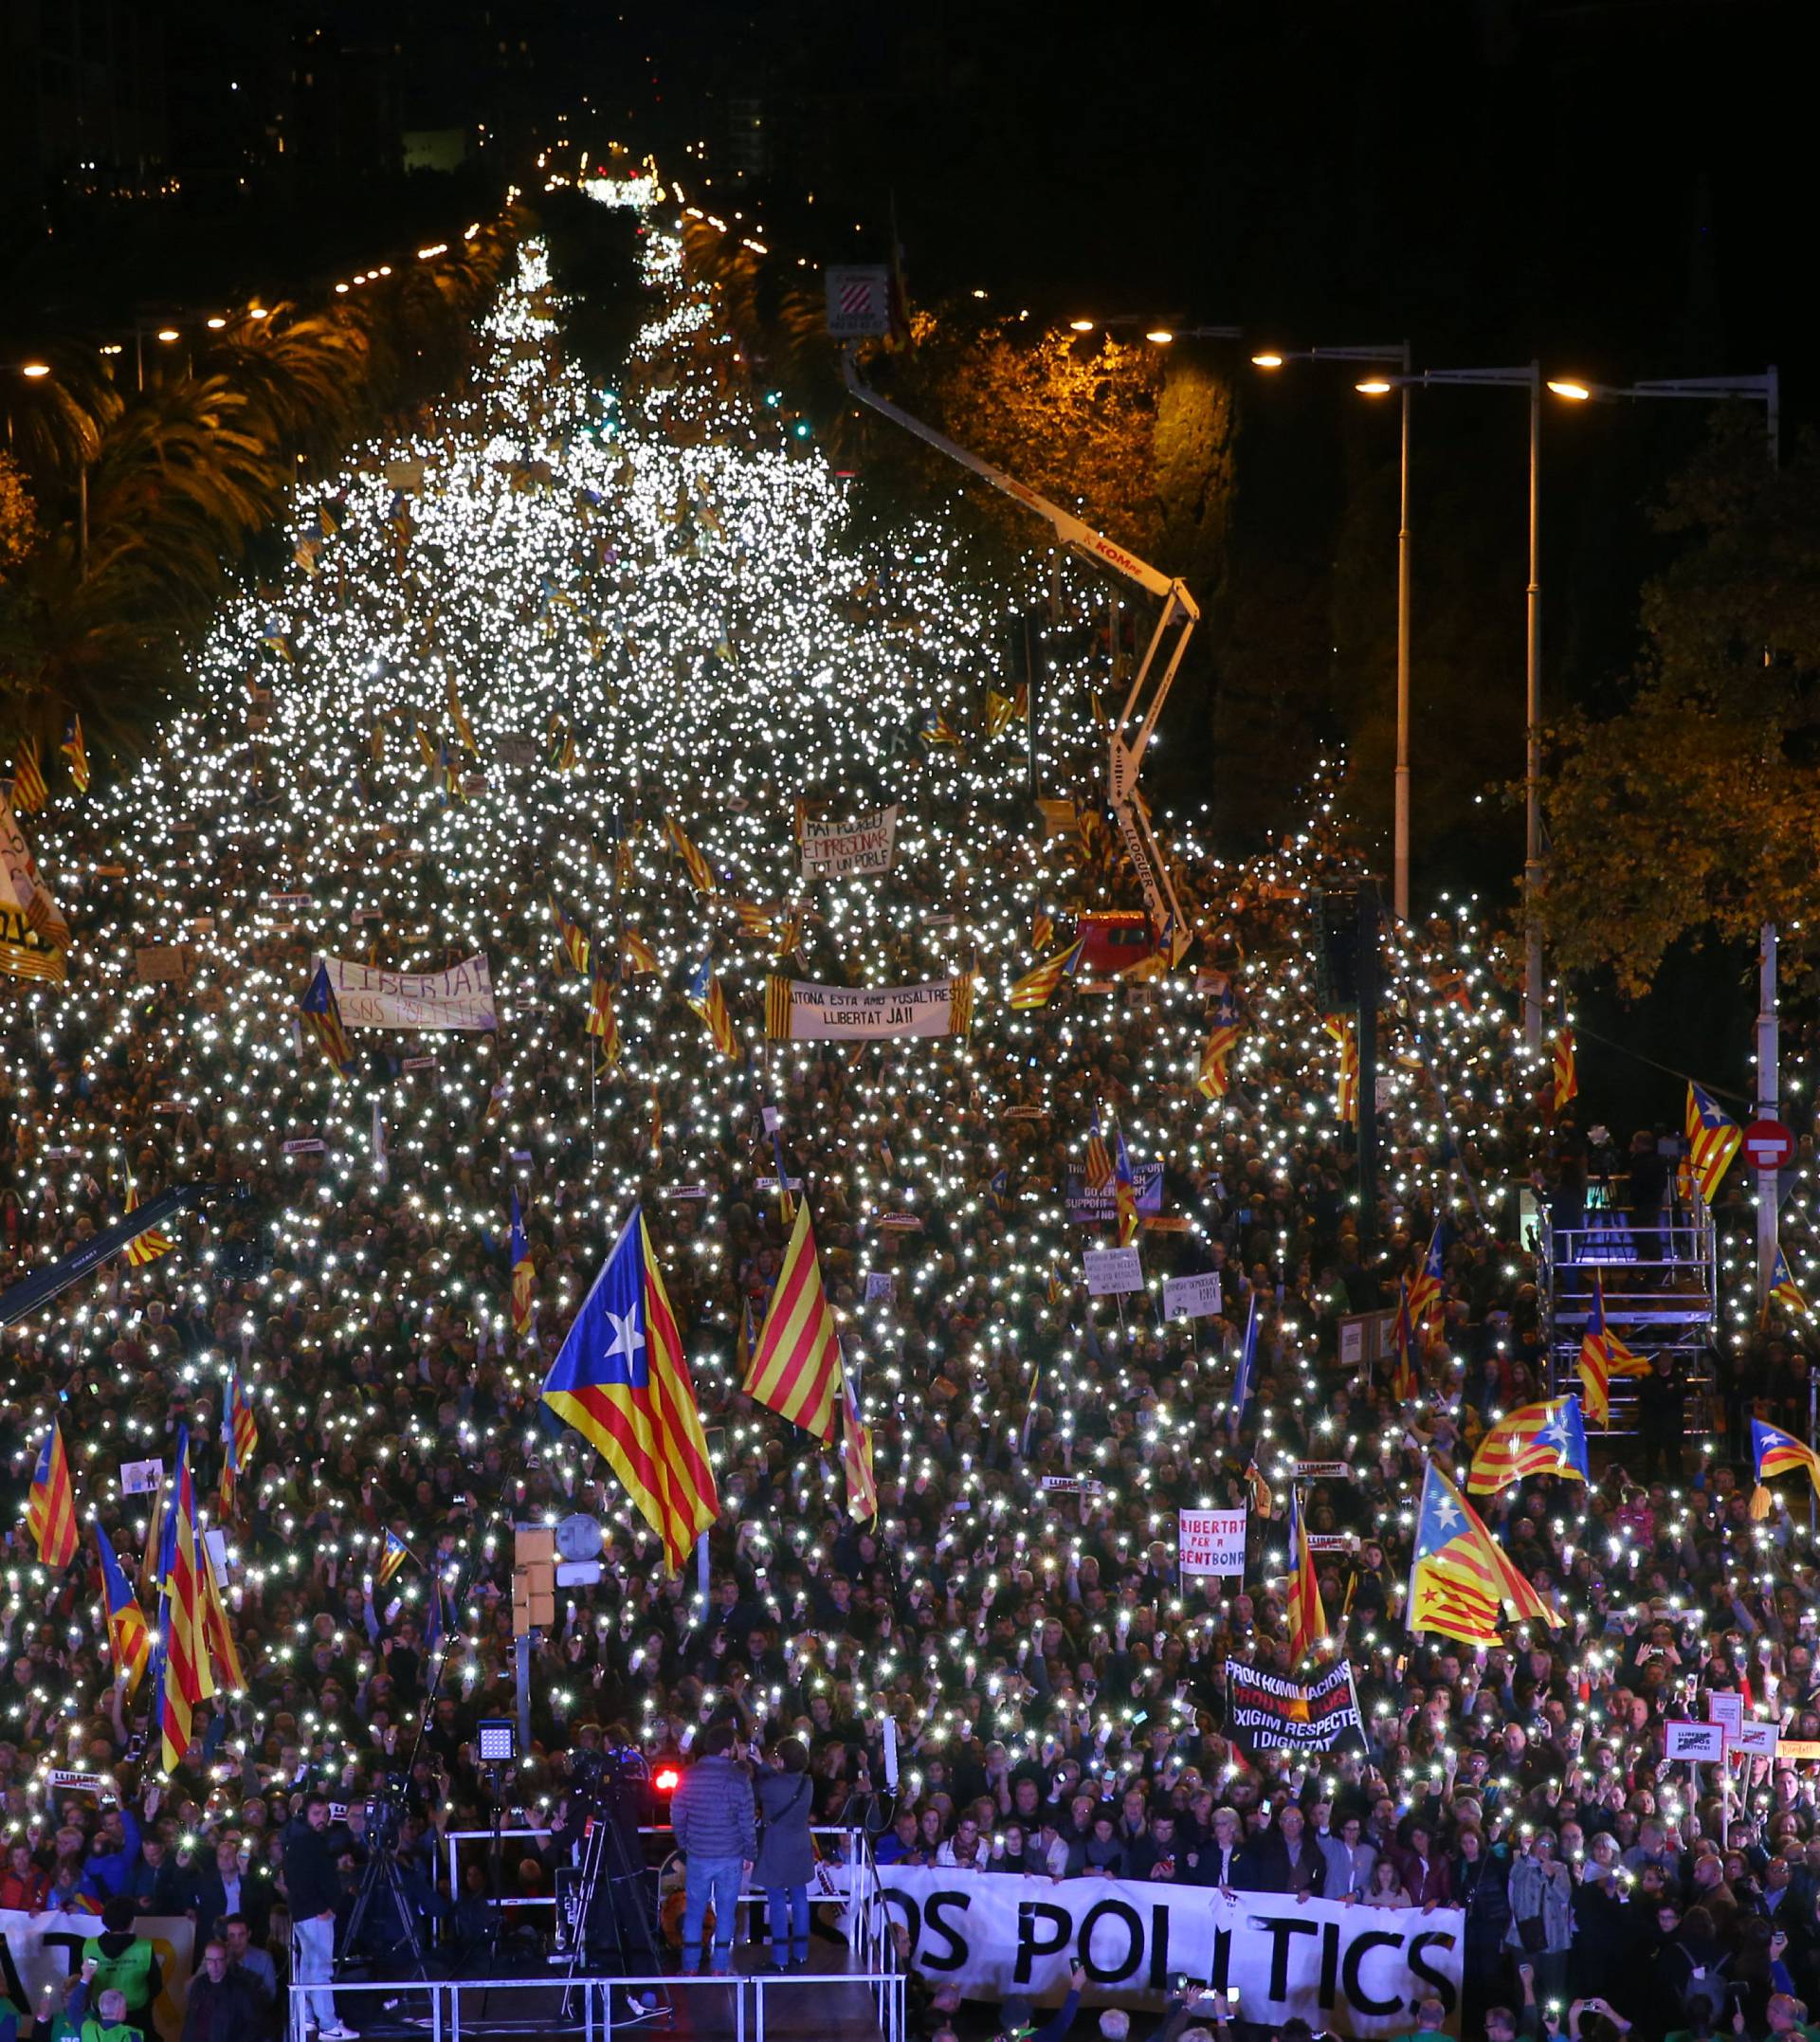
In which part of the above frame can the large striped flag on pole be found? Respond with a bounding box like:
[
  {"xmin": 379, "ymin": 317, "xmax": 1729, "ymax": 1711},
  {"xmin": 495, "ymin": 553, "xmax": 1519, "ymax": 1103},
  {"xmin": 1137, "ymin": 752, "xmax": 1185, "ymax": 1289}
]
[
  {"xmin": 1285, "ymin": 1489, "xmax": 1327, "ymax": 1661},
  {"xmin": 299, "ymin": 961, "xmax": 357, "ymax": 1077},
  {"xmin": 1112, "ymin": 1124, "xmax": 1140, "ymax": 1247},
  {"xmin": 199, "ymin": 1539, "xmax": 245, "ymax": 1695},
  {"xmin": 1577, "ymin": 1271, "xmax": 1646, "ymax": 1428},
  {"xmin": 9, "ymin": 737, "xmax": 48, "ymax": 813},
  {"xmin": 550, "ymin": 897, "xmax": 592, "ymax": 975},
  {"xmin": 1083, "ymin": 1105, "xmax": 1114, "ymax": 1191},
  {"xmin": 228, "ymin": 1371, "xmax": 258, "ymax": 1473},
  {"xmin": 540, "ymin": 1206, "xmax": 719, "ymax": 1572},
  {"xmin": 1196, "ymin": 1023, "xmax": 1242, "ymax": 1102},
  {"xmin": 1765, "ymin": 1246, "xmax": 1807, "ymax": 1325},
  {"xmin": 60, "ymin": 717, "xmax": 90, "ymax": 795},
  {"xmin": 685, "ymin": 957, "xmax": 739, "ymax": 1058},
  {"xmin": 123, "ymin": 1180, "xmax": 174, "ymax": 1268},
  {"xmin": 510, "ymin": 1189, "xmax": 536, "ymax": 1336},
  {"xmin": 1466, "ymin": 1395, "xmax": 1591, "ymax": 1496},
  {"xmin": 587, "ymin": 972, "xmax": 620, "ymax": 1067},
  {"xmin": 96, "ymin": 1522, "xmax": 151, "ymax": 1698},
  {"xmin": 665, "ymin": 814, "xmax": 717, "ymax": 895},
  {"xmin": 154, "ymin": 1430, "xmax": 207, "ymax": 1774},
  {"xmin": 1684, "ymin": 1082, "xmax": 1742, "ymax": 1205},
  {"xmin": 840, "ymin": 1372, "xmax": 878, "ymax": 1523},
  {"xmin": 1010, "ymin": 939, "xmax": 1084, "ymax": 1011},
  {"xmin": 1389, "ymin": 1280, "xmax": 1419, "ymax": 1403},
  {"xmin": 1750, "ymin": 1416, "xmax": 1820, "ymax": 1518},
  {"xmin": 743, "ymin": 1201, "xmax": 843, "ymax": 1442},
  {"xmin": 25, "ymin": 1418, "xmax": 79, "ymax": 1570},
  {"xmin": 1552, "ymin": 1027, "xmax": 1578, "ymax": 1116},
  {"xmin": 1408, "ymin": 1461, "xmax": 1561, "ymax": 1646},
  {"xmin": 1405, "ymin": 1221, "xmax": 1447, "ymax": 1325}
]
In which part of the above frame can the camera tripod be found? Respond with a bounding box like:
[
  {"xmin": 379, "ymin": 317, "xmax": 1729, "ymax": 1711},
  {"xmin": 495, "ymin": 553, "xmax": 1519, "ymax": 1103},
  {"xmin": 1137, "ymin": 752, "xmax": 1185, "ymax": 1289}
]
[{"xmin": 557, "ymin": 1805, "xmax": 670, "ymax": 2025}]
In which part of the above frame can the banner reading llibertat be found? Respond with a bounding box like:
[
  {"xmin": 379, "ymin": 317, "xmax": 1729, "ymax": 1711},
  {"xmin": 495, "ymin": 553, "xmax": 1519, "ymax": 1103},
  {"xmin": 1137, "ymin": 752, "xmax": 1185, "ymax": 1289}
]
[
  {"xmin": 319, "ymin": 953, "xmax": 498, "ymax": 1030},
  {"xmin": 765, "ymin": 974, "xmax": 973, "ymax": 1041}
]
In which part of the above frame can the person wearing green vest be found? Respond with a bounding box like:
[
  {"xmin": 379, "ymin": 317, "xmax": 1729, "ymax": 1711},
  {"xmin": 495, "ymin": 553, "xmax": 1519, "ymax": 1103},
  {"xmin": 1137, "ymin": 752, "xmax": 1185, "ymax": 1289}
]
[
  {"xmin": 64, "ymin": 1980, "xmax": 139, "ymax": 2042},
  {"xmin": 80, "ymin": 1894, "xmax": 163, "ymax": 2039}
]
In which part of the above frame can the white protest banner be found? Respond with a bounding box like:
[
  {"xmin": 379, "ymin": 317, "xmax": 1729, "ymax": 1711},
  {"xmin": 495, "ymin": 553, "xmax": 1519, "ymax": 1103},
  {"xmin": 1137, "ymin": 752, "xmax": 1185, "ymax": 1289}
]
[
  {"xmin": 1083, "ymin": 1247, "xmax": 1144, "ymax": 1297},
  {"xmin": 765, "ymin": 974, "xmax": 972, "ymax": 1041},
  {"xmin": 0, "ymin": 1908, "xmax": 194, "ymax": 2033},
  {"xmin": 1666, "ymin": 1720, "xmax": 1726, "ymax": 1762},
  {"xmin": 864, "ymin": 1271, "xmax": 897, "ymax": 1303},
  {"xmin": 1162, "ymin": 1271, "xmax": 1223, "ymax": 1322},
  {"xmin": 1706, "ymin": 1690, "xmax": 1744, "ymax": 1747},
  {"xmin": 801, "ymin": 802, "xmax": 901, "ymax": 878},
  {"xmin": 874, "ymin": 1869, "xmax": 1463, "ymax": 2038},
  {"xmin": 45, "ymin": 1771, "xmax": 115, "ymax": 1798},
  {"xmin": 319, "ymin": 953, "xmax": 497, "ymax": 1030},
  {"xmin": 119, "ymin": 1459, "xmax": 164, "ymax": 1497},
  {"xmin": 1734, "ymin": 1720, "xmax": 1780, "ymax": 1759},
  {"xmin": 1178, "ymin": 1506, "xmax": 1246, "ymax": 1577}
]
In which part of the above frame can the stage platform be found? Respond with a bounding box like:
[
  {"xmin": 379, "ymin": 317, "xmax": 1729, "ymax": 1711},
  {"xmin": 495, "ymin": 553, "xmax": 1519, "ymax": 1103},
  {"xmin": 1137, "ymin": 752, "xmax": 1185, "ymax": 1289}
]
[{"xmin": 297, "ymin": 1938, "xmax": 903, "ymax": 2042}]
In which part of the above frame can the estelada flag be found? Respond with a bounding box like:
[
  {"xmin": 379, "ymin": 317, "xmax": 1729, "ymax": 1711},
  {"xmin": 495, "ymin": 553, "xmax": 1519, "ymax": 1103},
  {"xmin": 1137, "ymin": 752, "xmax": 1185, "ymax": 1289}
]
[
  {"xmin": 25, "ymin": 1418, "xmax": 78, "ymax": 1570},
  {"xmin": 743, "ymin": 1201, "xmax": 842, "ymax": 1442},
  {"xmin": 540, "ymin": 1205, "xmax": 719, "ymax": 1571}
]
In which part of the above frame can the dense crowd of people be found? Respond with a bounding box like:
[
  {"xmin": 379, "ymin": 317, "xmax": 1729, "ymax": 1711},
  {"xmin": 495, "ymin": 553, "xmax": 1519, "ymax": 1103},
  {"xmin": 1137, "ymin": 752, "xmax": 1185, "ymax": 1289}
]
[{"xmin": 2, "ymin": 189, "xmax": 1815, "ymax": 2042}]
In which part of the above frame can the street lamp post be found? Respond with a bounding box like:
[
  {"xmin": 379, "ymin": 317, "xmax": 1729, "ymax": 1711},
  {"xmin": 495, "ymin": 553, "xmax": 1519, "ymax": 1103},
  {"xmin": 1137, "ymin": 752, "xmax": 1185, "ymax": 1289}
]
[
  {"xmin": 1550, "ymin": 366, "xmax": 1781, "ymax": 1304},
  {"xmin": 1254, "ymin": 344, "xmax": 1412, "ymax": 920},
  {"xmin": 1360, "ymin": 363, "xmax": 1544, "ymax": 1051}
]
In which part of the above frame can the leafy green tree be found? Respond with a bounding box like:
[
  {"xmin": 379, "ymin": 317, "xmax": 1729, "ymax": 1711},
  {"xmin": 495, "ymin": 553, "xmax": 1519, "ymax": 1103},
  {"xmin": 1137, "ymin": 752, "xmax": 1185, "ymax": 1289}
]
[{"xmin": 1542, "ymin": 415, "xmax": 1820, "ymax": 996}]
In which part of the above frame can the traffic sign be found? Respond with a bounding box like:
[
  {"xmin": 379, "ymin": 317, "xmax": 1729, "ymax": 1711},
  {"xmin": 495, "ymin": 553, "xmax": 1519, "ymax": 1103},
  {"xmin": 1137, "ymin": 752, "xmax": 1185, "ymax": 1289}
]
[
  {"xmin": 1744, "ymin": 1119, "xmax": 1796, "ymax": 1170},
  {"xmin": 825, "ymin": 266, "xmax": 891, "ymax": 337}
]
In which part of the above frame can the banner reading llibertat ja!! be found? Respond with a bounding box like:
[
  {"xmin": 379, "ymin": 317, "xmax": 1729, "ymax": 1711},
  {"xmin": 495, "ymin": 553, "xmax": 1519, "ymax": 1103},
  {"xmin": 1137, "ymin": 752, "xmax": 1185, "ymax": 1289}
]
[
  {"xmin": 765, "ymin": 973, "xmax": 974, "ymax": 1041},
  {"xmin": 319, "ymin": 953, "xmax": 498, "ymax": 1030}
]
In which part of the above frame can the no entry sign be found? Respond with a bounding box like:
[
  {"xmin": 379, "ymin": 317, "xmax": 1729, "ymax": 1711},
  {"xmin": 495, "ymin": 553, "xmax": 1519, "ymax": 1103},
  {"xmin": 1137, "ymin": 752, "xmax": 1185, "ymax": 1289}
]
[{"xmin": 1745, "ymin": 1119, "xmax": 1796, "ymax": 1170}]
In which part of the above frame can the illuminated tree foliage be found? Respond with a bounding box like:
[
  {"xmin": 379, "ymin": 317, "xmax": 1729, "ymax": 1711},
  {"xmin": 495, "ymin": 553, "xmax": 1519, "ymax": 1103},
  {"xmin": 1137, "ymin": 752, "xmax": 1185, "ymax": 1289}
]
[{"xmin": 1542, "ymin": 419, "xmax": 1820, "ymax": 997}]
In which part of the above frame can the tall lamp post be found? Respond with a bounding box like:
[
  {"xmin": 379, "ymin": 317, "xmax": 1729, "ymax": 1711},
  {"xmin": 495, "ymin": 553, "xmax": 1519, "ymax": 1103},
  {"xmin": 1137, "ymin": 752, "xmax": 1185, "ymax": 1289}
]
[
  {"xmin": 1359, "ymin": 363, "xmax": 1544, "ymax": 1052},
  {"xmin": 1253, "ymin": 343, "xmax": 1412, "ymax": 921},
  {"xmin": 1550, "ymin": 366, "xmax": 1780, "ymax": 1304}
]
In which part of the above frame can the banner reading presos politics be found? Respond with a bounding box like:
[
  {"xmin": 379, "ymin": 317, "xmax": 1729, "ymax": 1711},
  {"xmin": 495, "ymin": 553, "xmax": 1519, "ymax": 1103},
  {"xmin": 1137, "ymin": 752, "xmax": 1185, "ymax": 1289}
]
[
  {"xmin": 801, "ymin": 803, "xmax": 900, "ymax": 877},
  {"xmin": 874, "ymin": 1871, "xmax": 1463, "ymax": 2038},
  {"xmin": 319, "ymin": 954, "xmax": 497, "ymax": 1030},
  {"xmin": 765, "ymin": 973, "xmax": 973, "ymax": 1041},
  {"xmin": 0, "ymin": 1907, "xmax": 195, "ymax": 2030},
  {"xmin": 1224, "ymin": 1659, "xmax": 1361, "ymax": 1751}
]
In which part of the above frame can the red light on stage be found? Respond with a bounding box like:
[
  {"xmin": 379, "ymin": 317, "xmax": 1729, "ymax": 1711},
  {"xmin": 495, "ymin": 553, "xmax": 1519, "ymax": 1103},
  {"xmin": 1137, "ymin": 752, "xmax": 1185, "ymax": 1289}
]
[{"xmin": 653, "ymin": 1765, "xmax": 681, "ymax": 1793}]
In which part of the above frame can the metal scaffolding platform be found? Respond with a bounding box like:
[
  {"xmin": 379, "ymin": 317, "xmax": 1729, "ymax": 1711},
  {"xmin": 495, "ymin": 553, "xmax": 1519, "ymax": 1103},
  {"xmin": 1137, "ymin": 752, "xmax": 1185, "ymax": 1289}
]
[{"xmin": 1543, "ymin": 1204, "xmax": 1720, "ymax": 1433}]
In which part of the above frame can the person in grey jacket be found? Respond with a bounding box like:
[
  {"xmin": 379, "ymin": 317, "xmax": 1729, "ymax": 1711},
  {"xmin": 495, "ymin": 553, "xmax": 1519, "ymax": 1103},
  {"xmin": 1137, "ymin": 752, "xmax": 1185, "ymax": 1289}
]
[
  {"xmin": 754, "ymin": 1739, "xmax": 816, "ymax": 1969},
  {"xmin": 672, "ymin": 1723, "xmax": 758, "ymax": 1975}
]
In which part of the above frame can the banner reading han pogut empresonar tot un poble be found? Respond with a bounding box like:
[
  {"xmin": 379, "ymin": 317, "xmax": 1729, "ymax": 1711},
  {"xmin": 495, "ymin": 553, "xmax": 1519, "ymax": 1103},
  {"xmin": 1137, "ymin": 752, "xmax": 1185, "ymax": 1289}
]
[{"xmin": 872, "ymin": 1870, "xmax": 1465, "ymax": 2037}]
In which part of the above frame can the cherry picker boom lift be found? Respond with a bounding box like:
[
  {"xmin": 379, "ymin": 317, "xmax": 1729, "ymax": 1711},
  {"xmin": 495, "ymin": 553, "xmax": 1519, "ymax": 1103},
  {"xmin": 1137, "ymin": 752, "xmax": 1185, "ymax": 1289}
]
[{"xmin": 841, "ymin": 348, "xmax": 1196, "ymax": 968}]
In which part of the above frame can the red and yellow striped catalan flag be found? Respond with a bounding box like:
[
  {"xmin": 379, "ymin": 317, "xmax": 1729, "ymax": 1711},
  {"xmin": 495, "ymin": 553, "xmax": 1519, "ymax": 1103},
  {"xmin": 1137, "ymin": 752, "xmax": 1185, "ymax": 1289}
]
[
  {"xmin": 743, "ymin": 1201, "xmax": 843, "ymax": 1442},
  {"xmin": 1685, "ymin": 1082, "xmax": 1741, "ymax": 1206},
  {"xmin": 25, "ymin": 1418, "xmax": 78, "ymax": 1570},
  {"xmin": 541, "ymin": 1206, "xmax": 719, "ymax": 1572},
  {"xmin": 665, "ymin": 813, "xmax": 717, "ymax": 895},
  {"xmin": 1286, "ymin": 1490, "xmax": 1327, "ymax": 1662},
  {"xmin": 686, "ymin": 957, "xmax": 738, "ymax": 1058},
  {"xmin": 156, "ymin": 1432, "xmax": 207, "ymax": 1773},
  {"xmin": 1552, "ymin": 1026, "xmax": 1578, "ymax": 1116},
  {"xmin": 1577, "ymin": 1271, "xmax": 1646, "ymax": 1428},
  {"xmin": 96, "ymin": 1521, "xmax": 150, "ymax": 1698},
  {"xmin": 765, "ymin": 974, "xmax": 795, "ymax": 1041},
  {"xmin": 842, "ymin": 1375, "xmax": 878, "ymax": 1524},
  {"xmin": 9, "ymin": 738, "xmax": 48, "ymax": 813},
  {"xmin": 1409, "ymin": 1461, "xmax": 1560, "ymax": 1647},
  {"xmin": 1010, "ymin": 938, "xmax": 1084, "ymax": 1011},
  {"xmin": 124, "ymin": 1180, "xmax": 173, "ymax": 1267}
]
